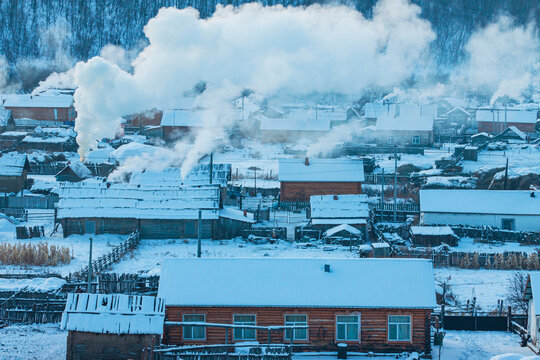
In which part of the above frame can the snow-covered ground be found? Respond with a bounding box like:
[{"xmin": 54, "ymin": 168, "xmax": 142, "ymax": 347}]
[
  {"xmin": 0, "ymin": 325, "xmax": 530, "ymax": 360},
  {"xmin": 454, "ymin": 238, "xmax": 540, "ymax": 254},
  {"xmin": 0, "ymin": 324, "xmax": 66, "ymax": 360}
]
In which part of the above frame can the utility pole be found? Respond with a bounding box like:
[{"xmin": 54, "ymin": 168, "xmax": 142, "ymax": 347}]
[
  {"xmin": 197, "ymin": 210, "xmax": 202, "ymax": 258},
  {"xmin": 504, "ymin": 158, "xmax": 509, "ymax": 190},
  {"xmin": 209, "ymin": 152, "xmax": 213, "ymax": 184},
  {"xmin": 393, "ymin": 145, "xmax": 398, "ymax": 222},
  {"xmin": 380, "ymin": 168, "xmax": 385, "ymax": 221},
  {"xmin": 87, "ymin": 237, "xmax": 93, "ymax": 293},
  {"xmin": 248, "ymin": 166, "xmax": 261, "ymax": 196}
]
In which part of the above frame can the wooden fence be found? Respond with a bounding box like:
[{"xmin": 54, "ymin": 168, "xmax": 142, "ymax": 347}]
[
  {"xmin": 96, "ymin": 273, "xmax": 160, "ymax": 294},
  {"xmin": 70, "ymin": 229, "xmax": 141, "ymax": 281},
  {"xmin": 0, "ymin": 194, "xmax": 57, "ymax": 209},
  {"xmin": 28, "ymin": 163, "xmax": 66, "ymax": 175},
  {"xmin": 395, "ymin": 248, "xmax": 540, "ymax": 270},
  {"xmin": 450, "ymin": 226, "xmax": 540, "ymax": 244},
  {"xmin": 0, "ymin": 290, "xmax": 66, "ymax": 324}
]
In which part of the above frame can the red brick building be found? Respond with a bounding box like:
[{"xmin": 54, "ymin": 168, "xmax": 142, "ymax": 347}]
[
  {"xmin": 278, "ymin": 158, "xmax": 364, "ymax": 202},
  {"xmin": 476, "ymin": 109, "xmax": 538, "ymax": 134},
  {"xmin": 3, "ymin": 93, "xmax": 76, "ymax": 126},
  {"xmin": 158, "ymin": 258, "xmax": 436, "ymax": 354}
]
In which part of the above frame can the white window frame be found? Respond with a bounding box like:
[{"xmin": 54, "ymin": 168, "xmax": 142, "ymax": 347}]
[
  {"xmin": 54, "ymin": 108, "xmax": 58, "ymax": 120},
  {"xmin": 284, "ymin": 314, "xmax": 308, "ymax": 341},
  {"xmin": 183, "ymin": 314, "xmax": 206, "ymax": 340},
  {"xmin": 233, "ymin": 314, "xmax": 257, "ymax": 340},
  {"xmin": 386, "ymin": 136, "xmax": 395, "ymax": 145},
  {"xmin": 412, "ymin": 135, "xmax": 421, "ymax": 145},
  {"xmin": 388, "ymin": 315, "xmax": 411, "ymax": 342},
  {"xmin": 336, "ymin": 314, "xmax": 360, "ymax": 341}
]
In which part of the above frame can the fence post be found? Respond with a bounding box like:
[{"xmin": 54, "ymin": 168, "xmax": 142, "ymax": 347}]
[{"xmin": 507, "ymin": 306, "xmax": 512, "ymax": 331}]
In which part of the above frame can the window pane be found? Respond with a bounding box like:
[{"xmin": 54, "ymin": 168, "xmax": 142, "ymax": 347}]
[
  {"xmin": 389, "ymin": 324, "xmax": 397, "ymax": 340},
  {"xmin": 244, "ymin": 328, "xmax": 256, "ymax": 340},
  {"xmin": 337, "ymin": 315, "xmax": 358, "ymax": 323},
  {"xmin": 234, "ymin": 328, "xmax": 243, "ymax": 339},
  {"xmin": 234, "ymin": 315, "xmax": 255, "ymax": 323},
  {"xmin": 389, "ymin": 316, "xmax": 409, "ymax": 323},
  {"xmin": 398, "ymin": 324, "xmax": 410, "ymax": 340},
  {"xmin": 346, "ymin": 323, "xmax": 358, "ymax": 340},
  {"xmin": 295, "ymin": 328, "xmax": 307, "ymax": 340},
  {"xmin": 337, "ymin": 324, "xmax": 345, "ymax": 340},
  {"xmin": 193, "ymin": 326, "xmax": 205, "ymax": 339},
  {"xmin": 285, "ymin": 328, "xmax": 292, "ymax": 340},
  {"xmin": 184, "ymin": 314, "xmax": 205, "ymax": 322},
  {"xmin": 184, "ymin": 325, "xmax": 193, "ymax": 338},
  {"xmin": 285, "ymin": 315, "xmax": 307, "ymax": 322}
]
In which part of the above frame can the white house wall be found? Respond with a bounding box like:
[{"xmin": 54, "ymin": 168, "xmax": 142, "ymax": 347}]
[{"xmin": 421, "ymin": 212, "xmax": 540, "ymax": 232}]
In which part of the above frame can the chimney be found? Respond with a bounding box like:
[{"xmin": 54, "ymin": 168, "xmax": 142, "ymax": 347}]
[
  {"xmin": 243, "ymin": 210, "xmax": 247, "ymax": 217},
  {"xmin": 324, "ymin": 264, "xmax": 331, "ymax": 273},
  {"xmin": 305, "ymin": 157, "xmax": 309, "ymax": 166},
  {"xmin": 333, "ymin": 195, "xmax": 338, "ymax": 200}
]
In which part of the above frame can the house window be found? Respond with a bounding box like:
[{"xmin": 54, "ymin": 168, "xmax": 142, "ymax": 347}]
[
  {"xmin": 336, "ymin": 315, "xmax": 360, "ymax": 341},
  {"xmin": 233, "ymin": 314, "xmax": 256, "ymax": 340},
  {"xmin": 284, "ymin": 315, "xmax": 308, "ymax": 341},
  {"xmin": 85, "ymin": 221, "xmax": 95, "ymax": 234},
  {"xmin": 412, "ymin": 135, "xmax": 420, "ymax": 144},
  {"xmin": 388, "ymin": 315, "xmax": 411, "ymax": 341},
  {"xmin": 54, "ymin": 108, "xmax": 58, "ymax": 120},
  {"xmin": 386, "ymin": 136, "xmax": 395, "ymax": 145},
  {"xmin": 501, "ymin": 218, "xmax": 515, "ymax": 231},
  {"xmin": 183, "ymin": 314, "xmax": 206, "ymax": 340}
]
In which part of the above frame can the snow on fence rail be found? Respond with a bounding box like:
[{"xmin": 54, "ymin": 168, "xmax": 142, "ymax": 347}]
[
  {"xmin": 69, "ymin": 229, "xmax": 141, "ymax": 281},
  {"xmin": 155, "ymin": 343, "xmax": 292, "ymax": 360}
]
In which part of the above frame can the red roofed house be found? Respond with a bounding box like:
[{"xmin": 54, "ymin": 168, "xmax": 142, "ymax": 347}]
[
  {"xmin": 3, "ymin": 92, "xmax": 76, "ymax": 127},
  {"xmin": 476, "ymin": 109, "xmax": 539, "ymax": 134}
]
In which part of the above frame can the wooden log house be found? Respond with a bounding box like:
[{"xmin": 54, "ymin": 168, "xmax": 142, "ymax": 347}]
[
  {"xmin": 278, "ymin": 158, "xmax": 364, "ymax": 202},
  {"xmin": 158, "ymin": 258, "xmax": 436, "ymax": 354},
  {"xmin": 0, "ymin": 153, "xmax": 29, "ymax": 193}
]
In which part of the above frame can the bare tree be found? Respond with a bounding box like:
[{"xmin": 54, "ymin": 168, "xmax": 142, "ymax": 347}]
[{"xmin": 507, "ymin": 272, "xmax": 528, "ymax": 314}]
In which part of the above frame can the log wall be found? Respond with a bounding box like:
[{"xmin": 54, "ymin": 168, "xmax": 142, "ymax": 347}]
[{"xmin": 280, "ymin": 182, "xmax": 362, "ymax": 202}]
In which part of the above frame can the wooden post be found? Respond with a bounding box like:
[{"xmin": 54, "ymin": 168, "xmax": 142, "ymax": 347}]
[
  {"xmin": 197, "ymin": 211, "xmax": 202, "ymax": 258},
  {"xmin": 87, "ymin": 237, "xmax": 93, "ymax": 293},
  {"xmin": 209, "ymin": 153, "xmax": 213, "ymax": 184},
  {"xmin": 380, "ymin": 168, "xmax": 385, "ymax": 221},
  {"xmin": 268, "ymin": 329, "xmax": 271, "ymax": 344},
  {"xmin": 225, "ymin": 327, "xmax": 229, "ymax": 345},
  {"xmin": 507, "ymin": 306, "xmax": 512, "ymax": 331}
]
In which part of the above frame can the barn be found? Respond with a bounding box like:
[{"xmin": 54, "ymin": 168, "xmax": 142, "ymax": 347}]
[
  {"xmin": 158, "ymin": 258, "xmax": 436, "ymax": 354},
  {"xmin": 56, "ymin": 182, "xmax": 252, "ymax": 239},
  {"xmin": 3, "ymin": 93, "xmax": 76, "ymax": 126},
  {"xmin": 420, "ymin": 189, "xmax": 540, "ymax": 232},
  {"xmin": 278, "ymin": 158, "xmax": 364, "ymax": 202},
  {"xmin": 476, "ymin": 109, "xmax": 538, "ymax": 134},
  {"xmin": 0, "ymin": 153, "xmax": 29, "ymax": 193},
  {"xmin": 61, "ymin": 293, "xmax": 164, "ymax": 360},
  {"xmin": 309, "ymin": 194, "xmax": 370, "ymax": 240},
  {"xmin": 409, "ymin": 226, "xmax": 458, "ymax": 247}
]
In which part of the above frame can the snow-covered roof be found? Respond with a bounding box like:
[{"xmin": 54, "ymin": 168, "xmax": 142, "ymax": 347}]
[
  {"xmin": 0, "ymin": 153, "xmax": 28, "ymax": 176},
  {"xmin": 158, "ymin": 258, "xmax": 436, "ymax": 308},
  {"xmin": 323, "ymin": 224, "xmax": 362, "ymax": 237},
  {"xmin": 3, "ymin": 94, "xmax": 73, "ymax": 108},
  {"xmin": 219, "ymin": 206, "xmax": 255, "ymax": 223},
  {"xmin": 445, "ymin": 106, "xmax": 470, "ymax": 116},
  {"xmin": 279, "ymin": 158, "xmax": 364, "ymax": 182},
  {"xmin": 371, "ymin": 242, "xmax": 390, "ymax": 248},
  {"xmin": 109, "ymin": 143, "xmax": 175, "ymax": 164},
  {"xmin": 58, "ymin": 161, "xmax": 92, "ymax": 180},
  {"xmin": 420, "ymin": 189, "xmax": 540, "ymax": 216},
  {"xmin": 129, "ymin": 164, "xmax": 231, "ymax": 187},
  {"xmin": 258, "ymin": 108, "xmax": 336, "ymax": 132},
  {"xmin": 310, "ymin": 194, "xmax": 369, "ymax": 219},
  {"xmin": 0, "ymin": 109, "xmax": 11, "ymax": 126},
  {"xmin": 56, "ymin": 182, "xmax": 221, "ymax": 220},
  {"xmin": 376, "ymin": 115, "xmax": 434, "ymax": 131},
  {"xmin": 494, "ymin": 126, "xmax": 527, "ymax": 141},
  {"xmin": 476, "ymin": 109, "xmax": 538, "ymax": 124},
  {"xmin": 471, "ymin": 132, "xmax": 491, "ymax": 139},
  {"xmin": 85, "ymin": 147, "xmax": 114, "ymax": 164},
  {"xmin": 364, "ymin": 103, "xmax": 437, "ymax": 119},
  {"xmin": 61, "ymin": 293, "xmax": 165, "ymax": 335},
  {"xmin": 161, "ymin": 109, "xmax": 203, "ymax": 127},
  {"xmin": 410, "ymin": 226, "xmax": 455, "ymax": 236},
  {"xmin": 311, "ymin": 218, "xmax": 367, "ymax": 225}
]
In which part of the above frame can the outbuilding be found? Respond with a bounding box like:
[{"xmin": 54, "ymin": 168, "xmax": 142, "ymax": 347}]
[
  {"xmin": 158, "ymin": 258, "xmax": 436, "ymax": 354},
  {"xmin": 409, "ymin": 226, "xmax": 458, "ymax": 247},
  {"xmin": 420, "ymin": 189, "xmax": 540, "ymax": 232},
  {"xmin": 56, "ymin": 161, "xmax": 92, "ymax": 182},
  {"xmin": 61, "ymin": 293, "xmax": 164, "ymax": 360},
  {"xmin": 0, "ymin": 153, "xmax": 29, "ymax": 193},
  {"xmin": 279, "ymin": 158, "xmax": 364, "ymax": 202}
]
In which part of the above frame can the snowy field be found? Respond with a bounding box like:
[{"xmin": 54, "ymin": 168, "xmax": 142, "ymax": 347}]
[
  {"xmin": 455, "ymin": 238, "xmax": 540, "ymax": 254},
  {"xmin": 0, "ymin": 325, "xmax": 531, "ymax": 360}
]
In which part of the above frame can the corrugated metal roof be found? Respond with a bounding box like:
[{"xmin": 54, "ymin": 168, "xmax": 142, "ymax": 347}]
[
  {"xmin": 158, "ymin": 258, "xmax": 437, "ymax": 308},
  {"xmin": 3, "ymin": 94, "xmax": 73, "ymax": 108},
  {"xmin": 310, "ymin": 194, "xmax": 369, "ymax": 219}
]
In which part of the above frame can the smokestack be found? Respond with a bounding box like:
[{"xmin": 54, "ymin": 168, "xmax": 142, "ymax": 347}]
[
  {"xmin": 324, "ymin": 264, "xmax": 331, "ymax": 272},
  {"xmin": 305, "ymin": 157, "xmax": 309, "ymax": 166}
]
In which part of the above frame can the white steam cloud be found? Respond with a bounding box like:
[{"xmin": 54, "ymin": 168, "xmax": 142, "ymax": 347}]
[
  {"xmin": 68, "ymin": 0, "xmax": 435, "ymax": 175},
  {"xmin": 453, "ymin": 17, "xmax": 540, "ymax": 104}
]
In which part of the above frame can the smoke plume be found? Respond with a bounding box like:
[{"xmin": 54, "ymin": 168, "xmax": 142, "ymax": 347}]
[{"xmin": 65, "ymin": 0, "xmax": 434, "ymax": 175}]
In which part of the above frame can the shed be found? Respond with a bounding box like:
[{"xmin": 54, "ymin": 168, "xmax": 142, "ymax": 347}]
[
  {"xmin": 61, "ymin": 293, "xmax": 164, "ymax": 360},
  {"xmin": 158, "ymin": 258, "xmax": 436, "ymax": 354},
  {"xmin": 371, "ymin": 242, "xmax": 391, "ymax": 257},
  {"xmin": 493, "ymin": 126, "xmax": 528, "ymax": 143},
  {"xmin": 471, "ymin": 132, "xmax": 492, "ymax": 146},
  {"xmin": 420, "ymin": 189, "xmax": 540, "ymax": 232},
  {"xmin": 56, "ymin": 161, "xmax": 92, "ymax": 182},
  {"xmin": 409, "ymin": 226, "xmax": 458, "ymax": 247},
  {"xmin": 129, "ymin": 164, "xmax": 231, "ymax": 188},
  {"xmin": 279, "ymin": 158, "xmax": 364, "ymax": 202},
  {"xmin": 0, "ymin": 153, "xmax": 29, "ymax": 193},
  {"xmin": 310, "ymin": 194, "xmax": 369, "ymax": 240}
]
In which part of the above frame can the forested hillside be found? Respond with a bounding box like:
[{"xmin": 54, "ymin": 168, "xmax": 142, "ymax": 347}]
[{"xmin": 0, "ymin": 0, "xmax": 538, "ymax": 90}]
